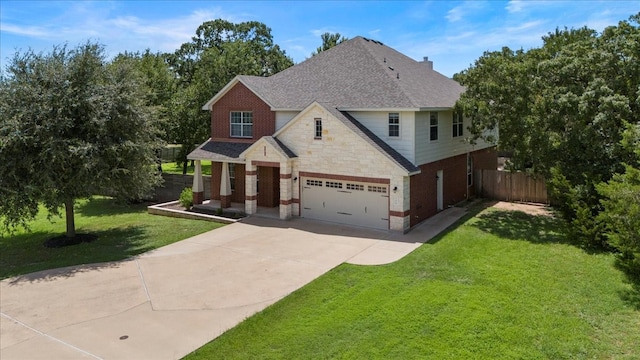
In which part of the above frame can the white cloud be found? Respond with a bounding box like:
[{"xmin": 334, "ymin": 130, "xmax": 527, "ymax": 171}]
[
  {"xmin": 506, "ymin": 0, "xmax": 524, "ymax": 13},
  {"xmin": 446, "ymin": 6, "xmax": 464, "ymax": 22},
  {"xmin": 1, "ymin": 23, "xmax": 51, "ymax": 38}
]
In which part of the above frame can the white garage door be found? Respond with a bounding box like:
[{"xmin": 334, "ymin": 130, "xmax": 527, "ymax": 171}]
[{"xmin": 301, "ymin": 177, "xmax": 389, "ymax": 230}]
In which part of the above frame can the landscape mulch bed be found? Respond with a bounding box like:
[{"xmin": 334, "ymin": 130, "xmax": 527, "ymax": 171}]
[{"xmin": 44, "ymin": 233, "xmax": 98, "ymax": 248}]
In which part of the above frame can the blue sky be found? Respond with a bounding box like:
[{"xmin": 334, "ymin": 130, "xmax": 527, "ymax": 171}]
[{"xmin": 1, "ymin": 1, "xmax": 637, "ymax": 77}]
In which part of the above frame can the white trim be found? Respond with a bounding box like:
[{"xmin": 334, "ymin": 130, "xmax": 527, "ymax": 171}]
[
  {"xmin": 201, "ymin": 77, "xmax": 276, "ymax": 111},
  {"xmin": 337, "ymin": 107, "xmax": 420, "ymax": 112}
]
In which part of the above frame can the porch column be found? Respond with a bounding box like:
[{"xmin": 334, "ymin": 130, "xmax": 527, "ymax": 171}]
[
  {"xmin": 220, "ymin": 162, "xmax": 232, "ymax": 208},
  {"xmin": 192, "ymin": 160, "xmax": 204, "ymax": 205},
  {"xmin": 245, "ymin": 162, "xmax": 257, "ymax": 215},
  {"xmin": 279, "ymin": 162, "xmax": 293, "ymax": 220}
]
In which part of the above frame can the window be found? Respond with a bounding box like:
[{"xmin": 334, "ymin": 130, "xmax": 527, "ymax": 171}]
[
  {"xmin": 230, "ymin": 111, "xmax": 253, "ymax": 138},
  {"xmin": 388, "ymin": 113, "xmax": 400, "ymax": 137},
  {"xmin": 346, "ymin": 183, "xmax": 364, "ymax": 191},
  {"xmin": 368, "ymin": 185, "xmax": 387, "ymax": 193},
  {"xmin": 453, "ymin": 111, "xmax": 463, "ymax": 138},
  {"xmin": 467, "ymin": 154, "xmax": 473, "ymax": 187},
  {"xmin": 430, "ymin": 112, "xmax": 438, "ymax": 141},
  {"xmin": 228, "ymin": 163, "xmax": 235, "ymax": 191},
  {"xmin": 306, "ymin": 179, "xmax": 323, "ymax": 187},
  {"xmin": 314, "ymin": 118, "xmax": 322, "ymax": 139},
  {"xmin": 326, "ymin": 181, "xmax": 343, "ymax": 189}
]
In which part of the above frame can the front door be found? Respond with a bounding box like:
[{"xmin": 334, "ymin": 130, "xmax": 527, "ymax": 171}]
[{"xmin": 257, "ymin": 166, "xmax": 280, "ymax": 208}]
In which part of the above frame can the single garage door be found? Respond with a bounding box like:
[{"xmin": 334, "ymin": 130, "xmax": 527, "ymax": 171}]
[{"xmin": 301, "ymin": 177, "xmax": 389, "ymax": 230}]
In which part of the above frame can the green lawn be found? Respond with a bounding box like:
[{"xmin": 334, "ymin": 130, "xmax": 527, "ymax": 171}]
[
  {"xmin": 184, "ymin": 205, "xmax": 640, "ymax": 359},
  {"xmin": 0, "ymin": 197, "xmax": 223, "ymax": 279},
  {"xmin": 162, "ymin": 162, "xmax": 212, "ymax": 175}
]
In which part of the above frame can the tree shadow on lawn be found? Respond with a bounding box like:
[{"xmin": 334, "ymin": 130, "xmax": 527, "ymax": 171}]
[
  {"xmin": 471, "ymin": 207, "xmax": 571, "ymax": 246},
  {"xmin": 2, "ymin": 226, "xmax": 152, "ymax": 284},
  {"xmin": 75, "ymin": 197, "xmax": 148, "ymax": 217}
]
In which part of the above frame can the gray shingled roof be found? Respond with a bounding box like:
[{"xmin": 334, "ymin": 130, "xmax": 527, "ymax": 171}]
[
  {"xmin": 187, "ymin": 140, "xmax": 251, "ymax": 161},
  {"xmin": 237, "ymin": 36, "xmax": 463, "ymax": 110}
]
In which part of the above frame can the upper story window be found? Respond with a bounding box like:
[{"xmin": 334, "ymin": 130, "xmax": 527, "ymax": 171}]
[
  {"xmin": 230, "ymin": 111, "xmax": 253, "ymax": 138},
  {"xmin": 430, "ymin": 112, "xmax": 439, "ymax": 141},
  {"xmin": 314, "ymin": 118, "xmax": 322, "ymax": 139},
  {"xmin": 388, "ymin": 113, "xmax": 400, "ymax": 137},
  {"xmin": 453, "ymin": 111, "xmax": 463, "ymax": 138}
]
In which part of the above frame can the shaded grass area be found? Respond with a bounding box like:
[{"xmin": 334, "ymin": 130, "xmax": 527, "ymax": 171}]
[
  {"xmin": 185, "ymin": 205, "xmax": 640, "ymax": 359},
  {"xmin": 161, "ymin": 162, "xmax": 212, "ymax": 175},
  {"xmin": 0, "ymin": 197, "xmax": 223, "ymax": 279}
]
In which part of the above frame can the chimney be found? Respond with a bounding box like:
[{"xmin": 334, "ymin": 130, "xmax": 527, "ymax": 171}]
[{"xmin": 422, "ymin": 56, "xmax": 433, "ymax": 70}]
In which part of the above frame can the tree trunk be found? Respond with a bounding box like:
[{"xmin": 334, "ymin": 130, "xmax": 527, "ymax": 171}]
[
  {"xmin": 65, "ymin": 199, "xmax": 76, "ymax": 238},
  {"xmin": 182, "ymin": 157, "xmax": 188, "ymax": 175}
]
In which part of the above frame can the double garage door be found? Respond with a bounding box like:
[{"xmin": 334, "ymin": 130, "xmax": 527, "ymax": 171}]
[{"xmin": 301, "ymin": 177, "xmax": 389, "ymax": 230}]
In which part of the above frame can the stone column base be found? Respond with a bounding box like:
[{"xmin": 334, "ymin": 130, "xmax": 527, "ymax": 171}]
[
  {"xmin": 193, "ymin": 191, "xmax": 204, "ymax": 205},
  {"xmin": 220, "ymin": 195, "xmax": 231, "ymax": 208}
]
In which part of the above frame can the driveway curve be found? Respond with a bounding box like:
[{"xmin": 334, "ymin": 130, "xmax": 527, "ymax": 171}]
[{"xmin": 1, "ymin": 208, "xmax": 465, "ymax": 360}]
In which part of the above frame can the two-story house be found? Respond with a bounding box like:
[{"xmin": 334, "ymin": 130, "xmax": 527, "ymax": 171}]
[{"xmin": 188, "ymin": 36, "xmax": 496, "ymax": 232}]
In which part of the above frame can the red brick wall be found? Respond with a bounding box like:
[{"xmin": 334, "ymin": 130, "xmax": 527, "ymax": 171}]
[
  {"xmin": 210, "ymin": 82, "xmax": 275, "ymax": 140},
  {"xmin": 210, "ymin": 162, "xmax": 222, "ymax": 200},
  {"xmin": 409, "ymin": 147, "xmax": 496, "ymax": 227},
  {"xmin": 209, "ymin": 162, "xmax": 246, "ymax": 204}
]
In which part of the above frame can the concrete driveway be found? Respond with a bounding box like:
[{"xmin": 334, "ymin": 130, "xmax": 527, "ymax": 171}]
[{"xmin": 0, "ymin": 208, "xmax": 465, "ymax": 360}]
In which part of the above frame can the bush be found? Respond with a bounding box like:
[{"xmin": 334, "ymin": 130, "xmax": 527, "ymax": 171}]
[{"xmin": 179, "ymin": 187, "xmax": 193, "ymax": 209}]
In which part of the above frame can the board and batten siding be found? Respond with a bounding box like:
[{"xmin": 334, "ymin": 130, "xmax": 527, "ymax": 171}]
[
  {"xmin": 348, "ymin": 111, "xmax": 416, "ymax": 164},
  {"xmin": 275, "ymin": 111, "xmax": 299, "ymax": 131},
  {"xmin": 414, "ymin": 110, "xmax": 494, "ymax": 166}
]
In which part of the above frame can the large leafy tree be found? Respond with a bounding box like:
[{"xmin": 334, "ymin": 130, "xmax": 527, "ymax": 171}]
[
  {"xmin": 455, "ymin": 14, "xmax": 640, "ymax": 253},
  {"xmin": 166, "ymin": 20, "xmax": 293, "ymax": 173},
  {"xmin": 0, "ymin": 42, "xmax": 163, "ymax": 238},
  {"xmin": 311, "ymin": 32, "xmax": 348, "ymax": 56}
]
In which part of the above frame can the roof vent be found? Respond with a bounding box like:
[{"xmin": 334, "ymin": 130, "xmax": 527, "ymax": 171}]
[
  {"xmin": 363, "ymin": 37, "xmax": 370, "ymax": 42},
  {"xmin": 383, "ymin": 57, "xmax": 386, "ymax": 63},
  {"xmin": 397, "ymin": 72, "xmax": 400, "ymax": 80},
  {"xmin": 388, "ymin": 66, "xmax": 394, "ymax": 71}
]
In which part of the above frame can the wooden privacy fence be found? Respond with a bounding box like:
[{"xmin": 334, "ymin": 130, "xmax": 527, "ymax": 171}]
[{"xmin": 475, "ymin": 169, "xmax": 549, "ymax": 204}]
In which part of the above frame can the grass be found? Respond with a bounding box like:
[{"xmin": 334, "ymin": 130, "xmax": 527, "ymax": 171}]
[
  {"xmin": 0, "ymin": 197, "xmax": 223, "ymax": 279},
  {"xmin": 161, "ymin": 162, "xmax": 212, "ymax": 175},
  {"xmin": 184, "ymin": 204, "xmax": 640, "ymax": 359}
]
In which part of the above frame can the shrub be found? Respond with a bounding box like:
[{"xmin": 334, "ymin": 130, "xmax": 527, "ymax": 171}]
[{"xmin": 179, "ymin": 187, "xmax": 193, "ymax": 209}]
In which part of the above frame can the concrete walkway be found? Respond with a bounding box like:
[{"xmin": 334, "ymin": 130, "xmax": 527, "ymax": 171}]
[{"xmin": 0, "ymin": 207, "xmax": 466, "ymax": 360}]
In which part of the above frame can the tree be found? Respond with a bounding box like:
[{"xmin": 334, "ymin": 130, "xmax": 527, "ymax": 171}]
[
  {"xmin": 311, "ymin": 32, "xmax": 348, "ymax": 56},
  {"xmin": 112, "ymin": 50, "xmax": 176, "ymax": 171},
  {"xmin": 166, "ymin": 20, "xmax": 293, "ymax": 174},
  {"xmin": 455, "ymin": 13, "xmax": 640, "ymax": 250},
  {"xmin": 597, "ymin": 123, "xmax": 640, "ymax": 282},
  {"xmin": 0, "ymin": 42, "xmax": 163, "ymax": 239}
]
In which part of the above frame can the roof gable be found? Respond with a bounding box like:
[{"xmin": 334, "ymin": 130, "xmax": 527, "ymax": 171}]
[
  {"xmin": 274, "ymin": 102, "xmax": 420, "ymax": 175},
  {"xmin": 240, "ymin": 135, "xmax": 297, "ymax": 160},
  {"xmin": 201, "ymin": 76, "xmax": 275, "ymax": 111}
]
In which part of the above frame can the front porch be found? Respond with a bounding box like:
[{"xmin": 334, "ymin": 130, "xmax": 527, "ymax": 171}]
[{"xmin": 187, "ymin": 137, "xmax": 298, "ymax": 222}]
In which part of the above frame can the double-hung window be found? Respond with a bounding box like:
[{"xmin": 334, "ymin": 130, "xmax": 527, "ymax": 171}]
[
  {"xmin": 230, "ymin": 111, "xmax": 253, "ymax": 138},
  {"xmin": 388, "ymin": 113, "xmax": 400, "ymax": 137},
  {"xmin": 430, "ymin": 112, "xmax": 439, "ymax": 141},
  {"xmin": 453, "ymin": 111, "xmax": 463, "ymax": 138}
]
